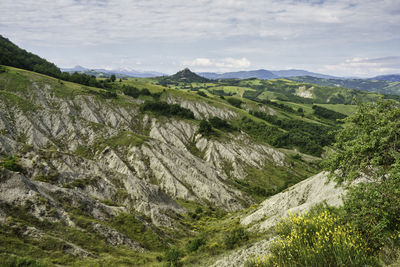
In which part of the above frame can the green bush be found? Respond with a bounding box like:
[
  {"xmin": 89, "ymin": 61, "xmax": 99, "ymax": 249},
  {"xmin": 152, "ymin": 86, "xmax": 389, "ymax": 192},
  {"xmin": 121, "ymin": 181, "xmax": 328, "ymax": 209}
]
[
  {"xmin": 198, "ymin": 120, "xmax": 212, "ymax": 136},
  {"xmin": 34, "ymin": 172, "xmax": 59, "ymax": 184},
  {"xmin": 63, "ymin": 177, "xmax": 93, "ymax": 189},
  {"xmin": 164, "ymin": 247, "xmax": 184, "ymax": 267},
  {"xmin": 0, "ymin": 65, "xmax": 7, "ymax": 73},
  {"xmin": 224, "ymin": 226, "xmax": 248, "ymax": 249},
  {"xmin": 140, "ymin": 101, "xmax": 194, "ymax": 119},
  {"xmin": 312, "ymin": 105, "xmax": 347, "ymax": 121},
  {"xmin": 227, "ymin": 98, "xmax": 243, "ymax": 108},
  {"xmin": 0, "ymin": 156, "xmax": 23, "ymax": 172},
  {"xmin": 343, "ymin": 175, "xmax": 400, "ymax": 257},
  {"xmin": 291, "ymin": 153, "xmax": 302, "ymax": 160},
  {"xmin": 186, "ymin": 237, "xmax": 206, "ymax": 252},
  {"xmin": 324, "ymin": 100, "xmax": 400, "ymax": 183},
  {"xmin": 197, "ymin": 91, "xmax": 207, "ymax": 97},
  {"xmin": 208, "ymin": 117, "xmax": 232, "ymax": 131}
]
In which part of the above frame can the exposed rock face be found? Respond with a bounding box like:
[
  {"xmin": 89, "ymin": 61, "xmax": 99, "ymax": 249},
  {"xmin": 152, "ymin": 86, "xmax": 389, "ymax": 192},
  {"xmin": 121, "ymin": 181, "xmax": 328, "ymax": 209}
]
[
  {"xmin": 207, "ymin": 172, "xmax": 345, "ymax": 267},
  {"xmin": 241, "ymin": 172, "xmax": 344, "ymax": 231},
  {"xmin": 208, "ymin": 239, "xmax": 274, "ymax": 267},
  {"xmin": 295, "ymin": 85, "xmax": 314, "ymax": 98},
  {"xmin": 0, "ymin": 72, "xmax": 288, "ymax": 229},
  {"xmin": 166, "ymin": 95, "xmax": 238, "ymax": 119},
  {"xmin": 92, "ymin": 223, "xmax": 144, "ymax": 251},
  {"xmin": 197, "ymin": 135, "xmax": 286, "ymax": 180}
]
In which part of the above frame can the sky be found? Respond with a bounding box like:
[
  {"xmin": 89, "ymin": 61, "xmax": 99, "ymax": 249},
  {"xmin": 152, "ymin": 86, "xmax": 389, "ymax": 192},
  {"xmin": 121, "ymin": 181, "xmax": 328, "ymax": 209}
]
[{"xmin": 1, "ymin": 0, "xmax": 400, "ymax": 77}]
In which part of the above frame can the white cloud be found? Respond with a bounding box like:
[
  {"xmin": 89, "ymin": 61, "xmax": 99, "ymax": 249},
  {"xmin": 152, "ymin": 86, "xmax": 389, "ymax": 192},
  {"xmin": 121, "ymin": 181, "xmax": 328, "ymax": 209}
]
[
  {"xmin": 183, "ymin": 57, "xmax": 251, "ymax": 71},
  {"xmin": 1, "ymin": 0, "xmax": 399, "ymax": 46},
  {"xmin": 215, "ymin": 57, "xmax": 251, "ymax": 68},
  {"xmin": 190, "ymin": 58, "xmax": 214, "ymax": 67},
  {"xmin": 323, "ymin": 56, "xmax": 400, "ymax": 77},
  {"xmin": 1, "ymin": 0, "xmax": 399, "ymax": 75}
]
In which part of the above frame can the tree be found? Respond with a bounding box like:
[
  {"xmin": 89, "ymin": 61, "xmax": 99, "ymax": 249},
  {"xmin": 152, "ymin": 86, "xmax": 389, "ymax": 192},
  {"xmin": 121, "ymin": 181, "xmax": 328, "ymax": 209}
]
[
  {"xmin": 110, "ymin": 74, "xmax": 116, "ymax": 82},
  {"xmin": 323, "ymin": 100, "xmax": 400, "ymax": 259},
  {"xmin": 198, "ymin": 120, "xmax": 212, "ymax": 136},
  {"xmin": 324, "ymin": 100, "xmax": 400, "ymax": 183}
]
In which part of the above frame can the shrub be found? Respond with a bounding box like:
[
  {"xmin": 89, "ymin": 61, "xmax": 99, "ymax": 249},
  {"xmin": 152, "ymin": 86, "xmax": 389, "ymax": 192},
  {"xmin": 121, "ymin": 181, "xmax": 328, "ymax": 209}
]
[
  {"xmin": 140, "ymin": 101, "xmax": 194, "ymax": 119},
  {"xmin": 343, "ymin": 175, "xmax": 400, "ymax": 257},
  {"xmin": 164, "ymin": 247, "xmax": 184, "ymax": 267},
  {"xmin": 324, "ymin": 100, "xmax": 400, "ymax": 183},
  {"xmin": 224, "ymin": 226, "xmax": 248, "ymax": 249},
  {"xmin": 312, "ymin": 105, "xmax": 346, "ymax": 121},
  {"xmin": 63, "ymin": 178, "xmax": 93, "ymax": 189},
  {"xmin": 140, "ymin": 88, "xmax": 151, "ymax": 96},
  {"xmin": 186, "ymin": 237, "xmax": 206, "ymax": 252},
  {"xmin": 198, "ymin": 120, "xmax": 212, "ymax": 136},
  {"xmin": 0, "ymin": 156, "xmax": 23, "ymax": 172},
  {"xmin": 34, "ymin": 172, "xmax": 59, "ymax": 184},
  {"xmin": 195, "ymin": 207, "xmax": 203, "ymax": 214},
  {"xmin": 122, "ymin": 85, "xmax": 140, "ymax": 98},
  {"xmin": 197, "ymin": 91, "xmax": 207, "ymax": 97},
  {"xmin": 208, "ymin": 117, "xmax": 232, "ymax": 131},
  {"xmin": 291, "ymin": 153, "xmax": 302, "ymax": 160},
  {"xmin": 227, "ymin": 98, "xmax": 243, "ymax": 108},
  {"xmin": 0, "ymin": 65, "xmax": 7, "ymax": 73},
  {"xmin": 247, "ymin": 209, "xmax": 376, "ymax": 267}
]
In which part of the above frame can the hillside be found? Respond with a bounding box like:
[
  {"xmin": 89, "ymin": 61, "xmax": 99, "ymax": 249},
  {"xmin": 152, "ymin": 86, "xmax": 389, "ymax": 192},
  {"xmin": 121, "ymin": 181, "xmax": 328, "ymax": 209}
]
[
  {"xmin": 288, "ymin": 75, "xmax": 400, "ymax": 96},
  {"xmin": 371, "ymin": 74, "xmax": 400, "ymax": 82},
  {"xmin": 0, "ymin": 35, "xmax": 61, "ymax": 78},
  {"xmin": 170, "ymin": 68, "xmax": 209, "ymax": 82},
  {"xmin": 0, "ymin": 66, "xmax": 327, "ymax": 265},
  {"xmin": 61, "ymin": 65, "xmax": 166, "ymax": 78},
  {"xmin": 1, "ymin": 62, "xmax": 399, "ymax": 265},
  {"xmin": 158, "ymin": 72, "xmax": 385, "ymax": 105}
]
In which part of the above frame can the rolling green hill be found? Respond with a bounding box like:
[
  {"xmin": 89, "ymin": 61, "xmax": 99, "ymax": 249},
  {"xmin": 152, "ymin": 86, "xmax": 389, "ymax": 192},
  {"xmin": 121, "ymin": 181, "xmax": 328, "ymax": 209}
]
[
  {"xmin": 0, "ymin": 66, "xmax": 325, "ymax": 266},
  {"xmin": 0, "ymin": 35, "xmax": 61, "ymax": 78},
  {"xmin": 288, "ymin": 75, "xmax": 400, "ymax": 96},
  {"xmin": 153, "ymin": 72, "xmax": 386, "ymax": 107}
]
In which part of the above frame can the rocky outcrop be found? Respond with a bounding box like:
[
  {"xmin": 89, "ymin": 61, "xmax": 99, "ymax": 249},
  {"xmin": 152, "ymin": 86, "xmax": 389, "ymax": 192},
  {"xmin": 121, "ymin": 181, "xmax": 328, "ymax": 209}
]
[
  {"xmin": 92, "ymin": 223, "xmax": 144, "ymax": 251},
  {"xmin": 208, "ymin": 239, "xmax": 274, "ymax": 267},
  {"xmin": 197, "ymin": 134, "xmax": 286, "ymax": 179},
  {"xmin": 241, "ymin": 172, "xmax": 344, "ymax": 231},
  {"xmin": 207, "ymin": 172, "xmax": 345, "ymax": 267},
  {"xmin": 166, "ymin": 95, "xmax": 238, "ymax": 119}
]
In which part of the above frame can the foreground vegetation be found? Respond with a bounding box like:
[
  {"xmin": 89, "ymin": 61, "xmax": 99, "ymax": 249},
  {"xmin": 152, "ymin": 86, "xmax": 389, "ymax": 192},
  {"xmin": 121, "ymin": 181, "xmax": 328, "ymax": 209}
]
[{"xmin": 247, "ymin": 100, "xmax": 400, "ymax": 266}]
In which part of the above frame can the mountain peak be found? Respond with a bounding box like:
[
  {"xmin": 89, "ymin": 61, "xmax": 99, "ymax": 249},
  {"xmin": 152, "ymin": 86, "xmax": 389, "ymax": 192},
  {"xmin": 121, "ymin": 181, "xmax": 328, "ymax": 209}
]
[{"xmin": 171, "ymin": 68, "xmax": 209, "ymax": 82}]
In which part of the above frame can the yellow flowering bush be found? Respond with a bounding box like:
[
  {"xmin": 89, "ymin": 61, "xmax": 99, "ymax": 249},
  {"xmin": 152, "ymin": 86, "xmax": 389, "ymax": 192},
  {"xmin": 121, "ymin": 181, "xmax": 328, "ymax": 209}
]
[{"xmin": 247, "ymin": 209, "xmax": 377, "ymax": 267}]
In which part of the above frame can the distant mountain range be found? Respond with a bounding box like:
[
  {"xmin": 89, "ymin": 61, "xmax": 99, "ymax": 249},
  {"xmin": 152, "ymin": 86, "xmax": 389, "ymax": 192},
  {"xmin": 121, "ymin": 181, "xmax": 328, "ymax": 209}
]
[
  {"xmin": 370, "ymin": 74, "xmax": 400, "ymax": 82},
  {"xmin": 198, "ymin": 69, "xmax": 340, "ymax": 80},
  {"xmin": 198, "ymin": 69, "xmax": 277, "ymax": 79},
  {"xmin": 61, "ymin": 65, "xmax": 166, "ymax": 78},
  {"xmin": 288, "ymin": 76, "xmax": 400, "ymax": 96},
  {"xmin": 60, "ymin": 65, "xmax": 400, "ymax": 82}
]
